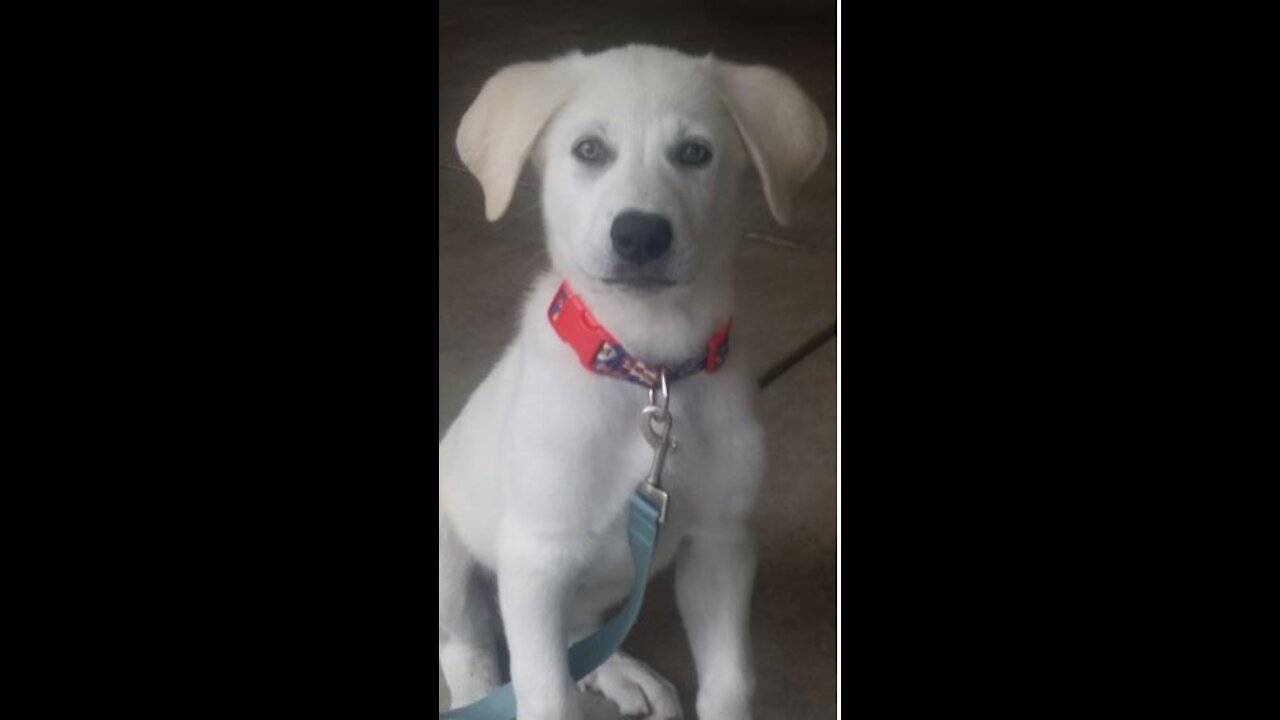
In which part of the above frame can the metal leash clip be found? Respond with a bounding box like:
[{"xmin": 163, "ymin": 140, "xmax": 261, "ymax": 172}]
[
  {"xmin": 638, "ymin": 370, "xmax": 673, "ymax": 524},
  {"xmin": 640, "ymin": 370, "xmax": 676, "ymax": 451}
]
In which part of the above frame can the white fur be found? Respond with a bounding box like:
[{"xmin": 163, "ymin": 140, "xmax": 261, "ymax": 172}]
[{"xmin": 442, "ymin": 45, "xmax": 826, "ymax": 720}]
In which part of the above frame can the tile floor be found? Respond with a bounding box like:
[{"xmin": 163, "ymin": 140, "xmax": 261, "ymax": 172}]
[{"xmin": 439, "ymin": 1, "xmax": 836, "ymax": 717}]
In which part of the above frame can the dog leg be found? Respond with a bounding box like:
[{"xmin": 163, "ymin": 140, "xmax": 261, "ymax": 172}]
[
  {"xmin": 439, "ymin": 512, "xmax": 501, "ymax": 708},
  {"xmin": 579, "ymin": 650, "xmax": 683, "ymax": 719},
  {"xmin": 497, "ymin": 526, "xmax": 589, "ymax": 720},
  {"xmin": 675, "ymin": 523, "xmax": 757, "ymax": 720}
]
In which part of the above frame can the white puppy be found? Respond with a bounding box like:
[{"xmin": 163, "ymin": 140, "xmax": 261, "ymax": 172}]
[{"xmin": 440, "ymin": 44, "xmax": 826, "ymax": 720}]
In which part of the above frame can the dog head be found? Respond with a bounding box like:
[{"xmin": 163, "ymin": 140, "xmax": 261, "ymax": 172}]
[{"xmin": 456, "ymin": 45, "xmax": 826, "ymax": 296}]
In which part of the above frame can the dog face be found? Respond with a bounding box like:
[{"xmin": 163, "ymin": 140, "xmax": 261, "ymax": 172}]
[
  {"xmin": 537, "ymin": 50, "xmax": 749, "ymax": 293},
  {"xmin": 457, "ymin": 45, "xmax": 827, "ymax": 295}
]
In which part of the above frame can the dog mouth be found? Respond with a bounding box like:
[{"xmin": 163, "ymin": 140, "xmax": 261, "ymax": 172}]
[{"xmin": 602, "ymin": 274, "xmax": 677, "ymax": 291}]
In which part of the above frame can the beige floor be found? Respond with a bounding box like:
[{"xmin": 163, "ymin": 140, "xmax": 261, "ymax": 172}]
[{"xmin": 439, "ymin": 1, "xmax": 836, "ymax": 717}]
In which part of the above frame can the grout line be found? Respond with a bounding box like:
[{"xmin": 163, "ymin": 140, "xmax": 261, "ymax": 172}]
[
  {"xmin": 743, "ymin": 231, "xmax": 836, "ymax": 256},
  {"xmin": 494, "ymin": 201, "xmax": 542, "ymax": 229},
  {"xmin": 439, "ymin": 161, "xmax": 536, "ymax": 188},
  {"xmin": 509, "ymin": 202, "xmax": 541, "ymax": 218},
  {"xmin": 758, "ymin": 323, "xmax": 837, "ymax": 390}
]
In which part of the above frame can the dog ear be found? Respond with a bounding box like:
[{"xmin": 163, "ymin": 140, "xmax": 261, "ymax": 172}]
[
  {"xmin": 713, "ymin": 61, "xmax": 828, "ymax": 226},
  {"xmin": 456, "ymin": 58, "xmax": 575, "ymax": 221}
]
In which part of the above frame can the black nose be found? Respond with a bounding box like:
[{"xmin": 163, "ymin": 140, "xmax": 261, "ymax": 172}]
[{"xmin": 611, "ymin": 211, "xmax": 672, "ymax": 264}]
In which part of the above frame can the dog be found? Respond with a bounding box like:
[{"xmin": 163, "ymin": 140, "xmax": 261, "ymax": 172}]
[{"xmin": 440, "ymin": 44, "xmax": 827, "ymax": 720}]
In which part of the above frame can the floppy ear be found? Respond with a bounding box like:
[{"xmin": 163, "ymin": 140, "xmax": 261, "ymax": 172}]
[
  {"xmin": 456, "ymin": 59, "xmax": 574, "ymax": 221},
  {"xmin": 714, "ymin": 62, "xmax": 828, "ymax": 226}
]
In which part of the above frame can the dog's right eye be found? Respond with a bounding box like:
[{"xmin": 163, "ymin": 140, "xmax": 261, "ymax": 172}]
[{"xmin": 572, "ymin": 138, "xmax": 607, "ymax": 165}]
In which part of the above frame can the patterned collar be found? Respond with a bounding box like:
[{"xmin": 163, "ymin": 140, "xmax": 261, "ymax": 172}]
[{"xmin": 547, "ymin": 281, "xmax": 731, "ymax": 389}]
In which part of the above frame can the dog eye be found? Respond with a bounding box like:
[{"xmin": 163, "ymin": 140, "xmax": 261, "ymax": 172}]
[
  {"xmin": 675, "ymin": 141, "xmax": 712, "ymax": 167},
  {"xmin": 573, "ymin": 138, "xmax": 607, "ymax": 164}
]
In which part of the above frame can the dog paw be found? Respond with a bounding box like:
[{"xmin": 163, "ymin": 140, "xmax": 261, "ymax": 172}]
[
  {"xmin": 579, "ymin": 651, "xmax": 682, "ymax": 719},
  {"xmin": 695, "ymin": 693, "xmax": 751, "ymax": 720},
  {"xmin": 515, "ymin": 686, "xmax": 584, "ymax": 720}
]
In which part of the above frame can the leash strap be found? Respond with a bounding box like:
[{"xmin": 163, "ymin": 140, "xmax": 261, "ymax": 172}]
[{"xmin": 439, "ymin": 491, "xmax": 664, "ymax": 719}]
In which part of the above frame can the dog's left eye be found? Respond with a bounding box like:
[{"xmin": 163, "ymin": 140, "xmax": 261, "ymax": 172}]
[
  {"xmin": 675, "ymin": 141, "xmax": 713, "ymax": 167},
  {"xmin": 573, "ymin": 138, "xmax": 607, "ymax": 165}
]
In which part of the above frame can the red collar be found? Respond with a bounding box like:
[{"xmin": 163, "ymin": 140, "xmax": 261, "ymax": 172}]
[{"xmin": 547, "ymin": 281, "xmax": 731, "ymax": 388}]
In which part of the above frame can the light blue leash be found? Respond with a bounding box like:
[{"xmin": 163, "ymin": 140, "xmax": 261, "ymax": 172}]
[{"xmin": 440, "ymin": 488, "xmax": 667, "ymax": 720}]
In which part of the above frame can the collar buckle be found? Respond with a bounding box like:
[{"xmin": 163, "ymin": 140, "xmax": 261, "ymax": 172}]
[
  {"xmin": 706, "ymin": 320, "xmax": 732, "ymax": 374},
  {"xmin": 548, "ymin": 283, "xmax": 617, "ymax": 370}
]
